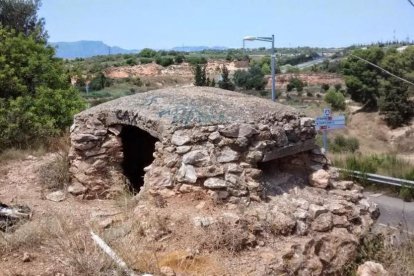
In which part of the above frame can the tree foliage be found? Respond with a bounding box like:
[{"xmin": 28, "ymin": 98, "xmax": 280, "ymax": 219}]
[
  {"xmin": 342, "ymin": 47, "xmax": 384, "ymax": 108},
  {"xmin": 343, "ymin": 46, "xmax": 414, "ymax": 127},
  {"xmin": 0, "ymin": 27, "xmax": 85, "ymax": 150},
  {"xmin": 287, "ymin": 77, "xmax": 305, "ymax": 92},
  {"xmin": 0, "ymin": 28, "xmax": 69, "ymax": 98},
  {"xmin": 0, "ymin": 0, "xmax": 46, "ymax": 40},
  {"xmin": 155, "ymin": 56, "xmax": 174, "ymax": 67},
  {"xmin": 193, "ymin": 64, "xmax": 206, "ymax": 86},
  {"xmin": 324, "ymin": 89, "xmax": 346, "ymax": 111},
  {"xmin": 233, "ymin": 65, "xmax": 266, "ymax": 90},
  {"xmin": 138, "ymin": 48, "xmax": 157, "ymax": 58},
  {"xmin": 218, "ymin": 65, "xmax": 235, "ymax": 91}
]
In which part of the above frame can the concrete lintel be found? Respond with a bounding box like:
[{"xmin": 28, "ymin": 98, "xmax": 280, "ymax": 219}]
[{"xmin": 262, "ymin": 139, "xmax": 316, "ymax": 162}]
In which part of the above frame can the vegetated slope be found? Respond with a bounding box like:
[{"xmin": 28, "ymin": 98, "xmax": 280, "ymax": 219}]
[{"xmin": 51, "ymin": 40, "xmax": 137, "ymax": 59}]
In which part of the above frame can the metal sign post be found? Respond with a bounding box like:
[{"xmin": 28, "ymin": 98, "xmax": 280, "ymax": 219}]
[{"xmin": 315, "ymin": 108, "xmax": 346, "ymax": 153}]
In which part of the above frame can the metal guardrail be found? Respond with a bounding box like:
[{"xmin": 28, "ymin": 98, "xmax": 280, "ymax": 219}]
[{"xmin": 338, "ymin": 169, "xmax": 414, "ymax": 188}]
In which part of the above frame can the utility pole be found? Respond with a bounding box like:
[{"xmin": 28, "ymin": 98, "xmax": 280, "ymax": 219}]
[{"xmin": 243, "ymin": 35, "xmax": 277, "ymax": 101}]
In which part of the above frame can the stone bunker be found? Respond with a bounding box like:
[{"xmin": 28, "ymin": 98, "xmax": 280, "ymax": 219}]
[{"xmin": 69, "ymin": 87, "xmax": 316, "ymax": 199}]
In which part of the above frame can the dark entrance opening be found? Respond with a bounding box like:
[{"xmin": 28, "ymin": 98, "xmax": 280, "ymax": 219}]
[
  {"xmin": 257, "ymin": 158, "xmax": 308, "ymax": 196},
  {"xmin": 120, "ymin": 125, "xmax": 158, "ymax": 193}
]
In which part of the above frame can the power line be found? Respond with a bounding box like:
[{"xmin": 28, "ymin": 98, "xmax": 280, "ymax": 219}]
[
  {"xmin": 350, "ymin": 54, "xmax": 414, "ymax": 87},
  {"xmin": 408, "ymin": 0, "xmax": 414, "ymax": 7}
]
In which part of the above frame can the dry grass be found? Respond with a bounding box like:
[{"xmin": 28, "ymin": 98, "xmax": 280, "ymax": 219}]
[
  {"xmin": 0, "ymin": 215, "xmax": 118, "ymax": 275},
  {"xmin": 0, "ymin": 147, "xmax": 47, "ymax": 163},
  {"xmin": 345, "ymin": 229, "xmax": 414, "ymax": 276},
  {"xmin": 38, "ymin": 152, "xmax": 70, "ymax": 191},
  {"xmin": 199, "ymin": 219, "xmax": 252, "ymax": 253}
]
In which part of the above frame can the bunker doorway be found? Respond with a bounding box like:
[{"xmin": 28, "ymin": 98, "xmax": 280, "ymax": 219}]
[{"xmin": 120, "ymin": 125, "xmax": 158, "ymax": 193}]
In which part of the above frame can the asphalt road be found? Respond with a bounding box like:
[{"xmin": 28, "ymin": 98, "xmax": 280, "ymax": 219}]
[{"xmin": 364, "ymin": 191, "xmax": 414, "ymax": 233}]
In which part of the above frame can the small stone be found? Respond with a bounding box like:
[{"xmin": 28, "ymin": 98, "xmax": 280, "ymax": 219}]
[
  {"xmin": 296, "ymin": 220, "xmax": 308, "ymax": 235},
  {"xmin": 258, "ymin": 124, "xmax": 269, "ymax": 131},
  {"xmin": 246, "ymin": 151, "xmax": 263, "ymax": 163},
  {"xmin": 68, "ymin": 182, "xmax": 87, "ymax": 195},
  {"xmin": 332, "ymin": 215, "xmax": 350, "ymax": 228},
  {"xmin": 292, "ymin": 198, "xmax": 310, "ymax": 210},
  {"xmin": 177, "ymin": 163, "xmax": 197, "ymax": 183},
  {"xmin": 196, "ymin": 201, "xmax": 206, "ymax": 209},
  {"xmin": 331, "ymin": 180, "xmax": 354, "ymax": 190},
  {"xmin": 158, "ymin": 189, "xmax": 176, "ymax": 198},
  {"xmin": 293, "ymin": 209, "xmax": 308, "ymax": 220},
  {"xmin": 235, "ymin": 137, "xmax": 249, "ymax": 148},
  {"xmin": 182, "ymin": 150, "xmax": 210, "ymax": 166},
  {"xmin": 204, "ymin": 178, "xmax": 227, "ymax": 189},
  {"xmin": 309, "ymin": 204, "xmax": 328, "ymax": 219},
  {"xmin": 208, "ymin": 131, "xmax": 221, "ymax": 142},
  {"xmin": 108, "ymin": 126, "xmax": 122, "ymax": 136},
  {"xmin": 217, "ymin": 147, "xmax": 240, "ymax": 163},
  {"xmin": 179, "ymin": 184, "xmax": 197, "ymax": 193},
  {"xmin": 71, "ymin": 133, "xmax": 99, "ymax": 143},
  {"xmin": 300, "ymin": 117, "xmax": 314, "ymax": 127},
  {"xmin": 225, "ymin": 173, "xmax": 239, "ymax": 185},
  {"xmin": 357, "ymin": 261, "xmax": 388, "ymax": 276},
  {"xmin": 46, "ymin": 191, "xmax": 66, "ymax": 202},
  {"xmin": 176, "ymin": 146, "xmax": 192, "ymax": 154},
  {"xmin": 238, "ymin": 124, "xmax": 258, "ymax": 138},
  {"xmin": 22, "ymin": 252, "xmax": 31, "ymax": 262},
  {"xmin": 207, "ymin": 126, "xmax": 217, "ymax": 132},
  {"xmin": 270, "ymin": 126, "xmax": 289, "ymax": 146},
  {"xmin": 216, "ymin": 190, "xmax": 230, "ymax": 199},
  {"xmin": 311, "ymin": 212, "xmax": 333, "ymax": 232},
  {"xmin": 219, "ymin": 124, "xmax": 239, "ymax": 138},
  {"xmin": 226, "ymin": 163, "xmax": 243, "ymax": 173},
  {"xmin": 196, "ymin": 166, "xmax": 224, "ymax": 178},
  {"xmin": 309, "ymin": 169, "xmax": 331, "ymax": 189},
  {"xmin": 193, "ymin": 216, "xmax": 215, "ymax": 227},
  {"xmin": 171, "ymin": 131, "xmax": 191, "ymax": 146}
]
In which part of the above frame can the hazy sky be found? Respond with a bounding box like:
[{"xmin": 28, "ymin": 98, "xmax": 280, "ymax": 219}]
[{"xmin": 39, "ymin": 0, "xmax": 414, "ymax": 49}]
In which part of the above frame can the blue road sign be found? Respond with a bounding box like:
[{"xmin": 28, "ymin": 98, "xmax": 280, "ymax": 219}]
[
  {"xmin": 315, "ymin": 115, "xmax": 346, "ymax": 130},
  {"xmin": 315, "ymin": 108, "xmax": 346, "ymax": 153}
]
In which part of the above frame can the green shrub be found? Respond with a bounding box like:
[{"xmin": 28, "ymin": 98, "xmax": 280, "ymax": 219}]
[
  {"xmin": 139, "ymin": 57, "xmax": 154, "ymax": 64},
  {"xmin": 155, "ymin": 56, "xmax": 174, "ymax": 67},
  {"xmin": 324, "ymin": 89, "xmax": 346, "ymax": 110},
  {"xmin": 331, "ymin": 135, "xmax": 359, "ymax": 153},
  {"xmin": 287, "ymin": 77, "xmax": 305, "ymax": 92},
  {"xmin": 174, "ymin": 54, "xmax": 185, "ymax": 64},
  {"xmin": 0, "ymin": 88, "xmax": 85, "ymax": 151},
  {"xmin": 138, "ymin": 48, "xmax": 157, "ymax": 58},
  {"xmin": 218, "ymin": 65, "xmax": 235, "ymax": 91},
  {"xmin": 89, "ymin": 73, "xmax": 110, "ymax": 91},
  {"xmin": 126, "ymin": 58, "xmax": 137, "ymax": 66},
  {"xmin": 334, "ymin": 83, "xmax": 342, "ymax": 91},
  {"xmin": 321, "ymin": 83, "xmax": 330, "ymax": 91},
  {"xmin": 233, "ymin": 65, "xmax": 265, "ymax": 90},
  {"xmin": 187, "ymin": 56, "xmax": 208, "ymax": 65},
  {"xmin": 399, "ymin": 186, "xmax": 414, "ymax": 202}
]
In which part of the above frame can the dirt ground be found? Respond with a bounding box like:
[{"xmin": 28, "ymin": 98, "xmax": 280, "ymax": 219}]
[{"xmin": 0, "ymin": 154, "xmax": 121, "ymax": 275}]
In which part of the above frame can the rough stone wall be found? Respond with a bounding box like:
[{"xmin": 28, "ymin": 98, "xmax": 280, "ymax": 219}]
[
  {"xmin": 69, "ymin": 114, "xmax": 315, "ymax": 200},
  {"xmin": 69, "ymin": 114, "xmax": 125, "ymax": 198},
  {"xmin": 146, "ymin": 115, "xmax": 315, "ymax": 202},
  {"xmin": 68, "ymin": 87, "xmax": 316, "ymax": 199}
]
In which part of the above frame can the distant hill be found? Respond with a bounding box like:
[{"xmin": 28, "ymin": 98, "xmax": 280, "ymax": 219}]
[
  {"xmin": 50, "ymin": 41, "xmax": 137, "ymax": 59},
  {"xmin": 171, "ymin": 46, "xmax": 228, "ymax": 52}
]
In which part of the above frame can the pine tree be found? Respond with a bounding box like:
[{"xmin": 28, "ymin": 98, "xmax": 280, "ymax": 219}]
[
  {"xmin": 193, "ymin": 64, "xmax": 207, "ymax": 86},
  {"xmin": 218, "ymin": 65, "xmax": 235, "ymax": 91},
  {"xmin": 211, "ymin": 78, "xmax": 216, "ymax": 87}
]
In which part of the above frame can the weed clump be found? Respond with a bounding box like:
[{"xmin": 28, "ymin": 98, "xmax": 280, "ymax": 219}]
[{"xmin": 39, "ymin": 153, "xmax": 70, "ymax": 191}]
